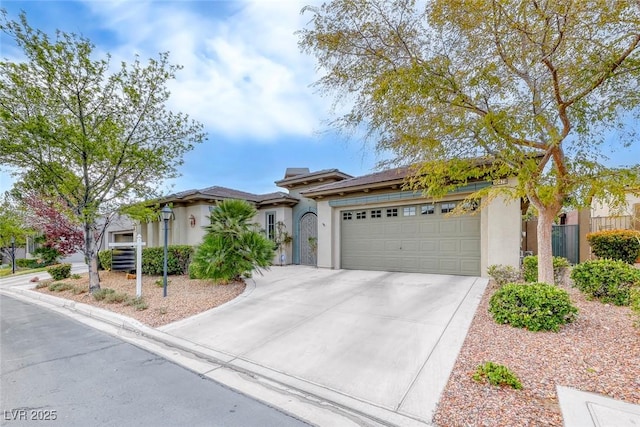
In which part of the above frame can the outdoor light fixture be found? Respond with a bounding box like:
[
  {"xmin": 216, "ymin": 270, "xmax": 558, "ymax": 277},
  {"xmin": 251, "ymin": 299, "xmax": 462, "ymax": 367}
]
[
  {"xmin": 10, "ymin": 236, "xmax": 15, "ymax": 275},
  {"xmin": 160, "ymin": 204, "xmax": 173, "ymax": 297}
]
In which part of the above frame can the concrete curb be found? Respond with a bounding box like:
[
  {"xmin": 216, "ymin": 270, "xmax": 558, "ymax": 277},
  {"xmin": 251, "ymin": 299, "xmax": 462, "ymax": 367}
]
[{"xmin": 0, "ymin": 286, "xmax": 429, "ymax": 427}]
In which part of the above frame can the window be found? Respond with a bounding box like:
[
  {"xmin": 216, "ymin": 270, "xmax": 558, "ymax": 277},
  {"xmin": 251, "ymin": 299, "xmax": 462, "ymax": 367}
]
[
  {"xmin": 421, "ymin": 204, "xmax": 435, "ymax": 215},
  {"xmin": 462, "ymin": 200, "xmax": 479, "ymax": 211},
  {"xmin": 441, "ymin": 202, "xmax": 456, "ymax": 214},
  {"xmin": 370, "ymin": 209, "xmax": 382, "ymax": 218},
  {"xmin": 403, "ymin": 206, "xmax": 416, "ymax": 216},
  {"xmin": 386, "ymin": 208, "xmax": 398, "ymax": 217},
  {"xmin": 342, "ymin": 212, "xmax": 353, "ymax": 220},
  {"xmin": 356, "ymin": 211, "xmax": 367, "ymax": 219},
  {"xmin": 266, "ymin": 212, "xmax": 276, "ymax": 240}
]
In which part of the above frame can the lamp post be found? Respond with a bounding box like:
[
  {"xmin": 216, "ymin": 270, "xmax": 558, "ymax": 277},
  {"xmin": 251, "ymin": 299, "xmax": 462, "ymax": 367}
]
[
  {"xmin": 11, "ymin": 236, "xmax": 15, "ymax": 275},
  {"xmin": 161, "ymin": 204, "xmax": 173, "ymax": 297}
]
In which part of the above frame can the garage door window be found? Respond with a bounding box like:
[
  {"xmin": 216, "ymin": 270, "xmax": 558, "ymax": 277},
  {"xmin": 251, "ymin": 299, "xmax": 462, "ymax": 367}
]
[
  {"xmin": 343, "ymin": 212, "xmax": 353, "ymax": 220},
  {"xmin": 441, "ymin": 202, "xmax": 456, "ymax": 213},
  {"xmin": 370, "ymin": 209, "xmax": 382, "ymax": 218},
  {"xmin": 421, "ymin": 204, "xmax": 435, "ymax": 215},
  {"xmin": 403, "ymin": 206, "xmax": 416, "ymax": 216},
  {"xmin": 386, "ymin": 208, "xmax": 398, "ymax": 217},
  {"xmin": 356, "ymin": 211, "xmax": 367, "ymax": 219}
]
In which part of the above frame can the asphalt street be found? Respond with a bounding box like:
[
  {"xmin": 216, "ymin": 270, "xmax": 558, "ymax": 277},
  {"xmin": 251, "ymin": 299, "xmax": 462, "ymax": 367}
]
[{"xmin": 0, "ymin": 295, "xmax": 310, "ymax": 427}]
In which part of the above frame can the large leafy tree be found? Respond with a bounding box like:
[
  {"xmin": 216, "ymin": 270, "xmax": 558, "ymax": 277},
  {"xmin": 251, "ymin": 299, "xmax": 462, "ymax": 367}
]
[
  {"xmin": 0, "ymin": 195, "xmax": 31, "ymax": 265},
  {"xmin": 0, "ymin": 12, "xmax": 205, "ymax": 291},
  {"xmin": 299, "ymin": 0, "xmax": 640, "ymax": 282}
]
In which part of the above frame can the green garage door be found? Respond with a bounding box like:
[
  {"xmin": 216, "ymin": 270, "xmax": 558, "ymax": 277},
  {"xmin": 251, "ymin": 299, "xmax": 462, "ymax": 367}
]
[{"xmin": 340, "ymin": 201, "xmax": 481, "ymax": 276}]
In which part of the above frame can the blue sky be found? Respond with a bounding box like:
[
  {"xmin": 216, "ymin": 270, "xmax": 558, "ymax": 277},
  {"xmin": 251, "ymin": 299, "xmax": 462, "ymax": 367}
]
[
  {"xmin": 0, "ymin": 0, "xmax": 381, "ymax": 196},
  {"xmin": 1, "ymin": 1, "xmax": 638, "ymax": 198}
]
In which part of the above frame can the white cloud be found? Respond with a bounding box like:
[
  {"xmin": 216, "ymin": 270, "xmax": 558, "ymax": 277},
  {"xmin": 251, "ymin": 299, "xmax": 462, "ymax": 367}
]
[{"xmin": 81, "ymin": 0, "xmax": 328, "ymax": 141}]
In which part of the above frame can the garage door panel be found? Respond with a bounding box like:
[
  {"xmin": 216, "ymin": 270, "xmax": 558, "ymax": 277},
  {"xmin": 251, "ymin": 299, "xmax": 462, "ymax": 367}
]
[
  {"xmin": 461, "ymin": 219, "xmax": 480, "ymax": 233},
  {"xmin": 438, "ymin": 258, "xmax": 459, "ymax": 272},
  {"xmin": 401, "ymin": 240, "xmax": 419, "ymax": 252},
  {"xmin": 459, "ymin": 238, "xmax": 480, "ymax": 253},
  {"xmin": 402, "ymin": 223, "xmax": 418, "ymax": 234},
  {"xmin": 420, "ymin": 258, "xmax": 439, "ymax": 271},
  {"xmin": 439, "ymin": 221, "xmax": 457, "ymax": 234},
  {"xmin": 439, "ymin": 240, "xmax": 459, "ymax": 253},
  {"xmin": 341, "ymin": 203, "xmax": 481, "ymax": 276},
  {"xmin": 420, "ymin": 240, "xmax": 438, "ymax": 252},
  {"xmin": 420, "ymin": 222, "xmax": 438, "ymax": 234}
]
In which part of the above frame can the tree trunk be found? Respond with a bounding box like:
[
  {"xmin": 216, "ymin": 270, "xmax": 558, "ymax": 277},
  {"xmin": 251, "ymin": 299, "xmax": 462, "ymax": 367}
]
[
  {"xmin": 84, "ymin": 222, "xmax": 101, "ymax": 292},
  {"xmin": 536, "ymin": 209, "xmax": 556, "ymax": 284}
]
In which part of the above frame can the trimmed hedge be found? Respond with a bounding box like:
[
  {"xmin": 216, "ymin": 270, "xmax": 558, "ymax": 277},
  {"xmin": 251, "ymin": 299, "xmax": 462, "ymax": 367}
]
[
  {"xmin": 489, "ymin": 282, "xmax": 578, "ymax": 332},
  {"xmin": 522, "ymin": 255, "xmax": 570, "ymax": 284},
  {"xmin": 98, "ymin": 245, "xmax": 194, "ymax": 275},
  {"xmin": 47, "ymin": 263, "xmax": 72, "ymax": 281},
  {"xmin": 570, "ymin": 259, "xmax": 640, "ymax": 306},
  {"xmin": 16, "ymin": 258, "xmax": 46, "ymax": 269},
  {"xmin": 586, "ymin": 229, "xmax": 640, "ymax": 264}
]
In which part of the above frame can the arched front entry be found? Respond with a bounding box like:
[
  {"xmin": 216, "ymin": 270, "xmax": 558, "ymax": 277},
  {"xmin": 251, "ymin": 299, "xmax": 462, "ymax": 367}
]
[{"xmin": 299, "ymin": 212, "xmax": 318, "ymax": 266}]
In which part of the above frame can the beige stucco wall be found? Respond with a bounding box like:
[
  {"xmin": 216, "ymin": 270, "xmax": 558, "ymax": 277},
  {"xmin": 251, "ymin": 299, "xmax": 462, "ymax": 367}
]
[
  {"xmin": 316, "ymin": 200, "xmax": 334, "ymax": 269},
  {"xmin": 480, "ymin": 188, "xmax": 521, "ymax": 275},
  {"xmin": 256, "ymin": 206, "xmax": 294, "ymax": 265},
  {"xmin": 591, "ymin": 193, "xmax": 640, "ymax": 217}
]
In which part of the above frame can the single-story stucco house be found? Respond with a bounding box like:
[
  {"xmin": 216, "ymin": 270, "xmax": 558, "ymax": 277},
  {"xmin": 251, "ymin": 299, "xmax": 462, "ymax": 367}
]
[{"xmin": 104, "ymin": 166, "xmax": 522, "ymax": 278}]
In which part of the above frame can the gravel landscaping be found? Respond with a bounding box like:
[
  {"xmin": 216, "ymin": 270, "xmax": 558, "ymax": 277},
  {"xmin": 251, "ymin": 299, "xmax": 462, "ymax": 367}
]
[
  {"xmin": 433, "ymin": 279, "xmax": 640, "ymax": 426},
  {"xmin": 34, "ymin": 270, "xmax": 245, "ymax": 327}
]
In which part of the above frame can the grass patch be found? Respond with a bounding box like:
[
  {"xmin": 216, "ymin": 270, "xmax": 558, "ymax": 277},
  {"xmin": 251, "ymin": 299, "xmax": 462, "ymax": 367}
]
[
  {"xmin": 103, "ymin": 291, "xmax": 128, "ymax": 304},
  {"xmin": 124, "ymin": 296, "xmax": 149, "ymax": 311},
  {"xmin": 0, "ymin": 266, "xmax": 49, "ymax": 278},
  {"xmin": 48, "ymin": 282, "xmax": 77, "ymax": 292},
  {"xmin": 92, "ymin": 288, "xmax": 116, "ymax": 301}
]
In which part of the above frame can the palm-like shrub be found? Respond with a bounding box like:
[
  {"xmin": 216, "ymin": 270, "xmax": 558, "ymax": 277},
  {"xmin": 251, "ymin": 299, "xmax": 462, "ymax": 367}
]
[{"xmin": 190, "ymin": 199, "xmax": 275, "ymax": 283}]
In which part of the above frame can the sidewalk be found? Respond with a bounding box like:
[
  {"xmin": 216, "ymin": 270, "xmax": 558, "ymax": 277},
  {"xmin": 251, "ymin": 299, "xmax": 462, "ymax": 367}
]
[{"xmin": 1, "ymin": 271, "xmax": 639, "ymax": 427}]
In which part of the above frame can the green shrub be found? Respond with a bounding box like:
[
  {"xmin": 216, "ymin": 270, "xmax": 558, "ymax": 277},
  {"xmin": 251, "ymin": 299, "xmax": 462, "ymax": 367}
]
[
  {"xmin": 104, "ymin": 291, "xmax": 128, "ymax": 304},
  {"xmin": 16, "ymin": 258, "xmax": 43, "ymax": 269},
  {"xmin": 489, "ymin": 282, "xmax": 578, "ymax": 332},
  {"xmin": 124, "ymin": 296, "xmax": 148, "ymax": 311},
  {"xmin": 98, "ymin": 250, "xmax": 112, "ymax": 270},
  {"xmin": 141, "ymin": 245, "xmax": 194, "ymax": 275},
  {"xmin": 188, "ymin": 263, "xmax": 196, "ymax": 279},
  {"xmin": 587, "ymin": 230, "xmax": 640, "ymax": 264},
  {"xmin": 522, "ymin": 255, "xmax": 570, "ymax": 284},
  {"xmin": 92, "ymin": 288, "xmax": 115, "ymax": 301},
  {"xmin": 47, "ymin": 263, "xmax": 72, "ymax": 280},
  {"xmin": 190, "ymin": 199, "xmax": 274, "ymax": 282},
  {"xmin": 98, "ymin": 246, "xmax": 193, "ymax": 275},
  {"xmin": 487, "ymin": 264, "xmax": 521, "ymax": 286},
  {"xmin": 570, "ymin": 259, "xmax": 640, "ymax": 305},
  {"xmin": 472, "ymin": 362, "xmax": 522, "ymax": 389},
  {"xmin": 48, "ymin": 282, "xmax": 76, "ymax": 292},
  {"xmin": 630, "ymin": 286, "xmax": 640, "ymax": 327}
]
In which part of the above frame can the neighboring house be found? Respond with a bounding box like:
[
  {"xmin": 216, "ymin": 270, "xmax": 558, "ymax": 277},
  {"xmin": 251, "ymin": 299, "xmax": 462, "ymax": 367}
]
[
  {"xmin": 135, "ymin": 166, "xmax": 521, "ymax": 277},
  {"xmin": 591, "ymin": 191, "xmax": 640, "ymax": 231},
  {"xmin": 98, "ymin": 214, "xmax": 137, "ymax": 251}
]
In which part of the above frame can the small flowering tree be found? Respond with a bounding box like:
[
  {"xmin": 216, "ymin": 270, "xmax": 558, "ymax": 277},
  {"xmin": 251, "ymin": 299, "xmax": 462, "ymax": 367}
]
[{"xmin": 23, "ymin": 193, "xmax": 84, "ymax": 260}]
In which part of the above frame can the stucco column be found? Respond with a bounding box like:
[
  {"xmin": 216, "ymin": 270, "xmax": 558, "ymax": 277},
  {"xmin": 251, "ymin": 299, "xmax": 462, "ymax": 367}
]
[
  {"xmin": 481, "ymin": 183, "xmax": 521, "ymax": 276},
  {"xmin": 578, "ymin": 208, "xmax": 591, "ymax": 262},
  {"xmin": 316, "ymin": 201, "xmax": 333, "ymax": 268}
]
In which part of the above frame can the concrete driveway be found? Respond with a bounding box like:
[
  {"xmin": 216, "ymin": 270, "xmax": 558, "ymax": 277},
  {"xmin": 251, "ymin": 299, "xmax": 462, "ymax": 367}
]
[{"xmin": 160, "ymin": 266, "xmax": 488, "ymax": 425}]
